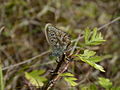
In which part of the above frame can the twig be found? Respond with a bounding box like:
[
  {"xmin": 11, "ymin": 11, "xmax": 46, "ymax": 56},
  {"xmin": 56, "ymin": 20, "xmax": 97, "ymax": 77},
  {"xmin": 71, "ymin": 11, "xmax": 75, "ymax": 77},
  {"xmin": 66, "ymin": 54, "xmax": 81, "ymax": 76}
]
[
  {"xmin": 98, "ymin": 16, "xmax": 120, "ymax": 31},
  {"xmin": 78, "ymin": 17, "xmax": 120, "ymax": 40},
  {"xmin": 42, "ymin": 54, "xmax": 72, "ymax": 90},
  {"xmin": 42, "ymin": 34, "xmax": 81, "ymax": 90},
  {"xmin": 0, "ymin": 26, "xmax": 5, "ymax": 34},
  {"xmin": 2, "ymin": 50, "xmax": 50, "ymax": 70},
  {"xmin": 70, "ymin": 35, "xmax": 81, "ymax": 56}
]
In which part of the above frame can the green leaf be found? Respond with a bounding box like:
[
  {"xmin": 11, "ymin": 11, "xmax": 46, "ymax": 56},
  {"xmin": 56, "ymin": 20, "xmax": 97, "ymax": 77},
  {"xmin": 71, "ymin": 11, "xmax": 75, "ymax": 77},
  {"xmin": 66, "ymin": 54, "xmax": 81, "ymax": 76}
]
[
  {"xmin": 75, "ymin": 50, "xmax": 105, "ymax": 72},
  {"xmin": 68, "ymin": 77, "xmax": 77, "ymax": 81},
  {"xmin": 61, "ymin": 73, "xmax": 78, "ymax": 87},
  {"xmin": 0, "ymin": 64, "xmax": 4, "ymax": 90},
  {"xmin": 91, "ymin": 28, "xmax": 97, "ymax": 40},
  {"xmin": 85, "ymin": 28, "xmax": 91, "ymax": 43},
  {"xmin": 84, "ymin": 27, "xmax": 106, "ymax": 45},
  {"xmin": 30, "ymin": 70, "xmax": 45, "ymax": 76},
  {"xmin": 64, "ymin": 77, "xmax": 78, "ymax": 86},
  {"xmin": 83, "ymin": 50, "xmax": 96, "ymax": 58},
  {"xmin": 25, "ymin": 70, "xmax": 47, "ymax": 88},
  {"xmin": 80, "ymin": 84, "xmax": 97, "ymax": 90},
  {"xmin": 60, "ymin": 73, "xmax": 74, "ymax": 77},
  {"xmin": 98, "ymin": 77, "xmax": 112, "ymax": 89},
  {"xmin": 89, "ymin": 56, "xmax": 103, "ymax": 62}
]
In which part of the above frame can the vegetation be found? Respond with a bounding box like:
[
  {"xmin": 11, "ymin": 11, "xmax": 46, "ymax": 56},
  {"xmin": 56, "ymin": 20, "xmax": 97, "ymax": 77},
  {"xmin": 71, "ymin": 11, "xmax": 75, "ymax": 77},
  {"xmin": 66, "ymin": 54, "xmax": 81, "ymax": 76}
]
[{"xmin": 0, "ymin": 0, "xmax": 120, "ymax": 90}]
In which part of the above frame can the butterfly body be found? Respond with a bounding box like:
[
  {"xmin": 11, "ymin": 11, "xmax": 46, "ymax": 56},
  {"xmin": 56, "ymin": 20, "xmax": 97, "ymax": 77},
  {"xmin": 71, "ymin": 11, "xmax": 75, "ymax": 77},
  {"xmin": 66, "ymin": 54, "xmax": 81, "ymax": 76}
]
[{"xmin": 45, "ymin": 23, "xmax": 71, "ymax": 57}]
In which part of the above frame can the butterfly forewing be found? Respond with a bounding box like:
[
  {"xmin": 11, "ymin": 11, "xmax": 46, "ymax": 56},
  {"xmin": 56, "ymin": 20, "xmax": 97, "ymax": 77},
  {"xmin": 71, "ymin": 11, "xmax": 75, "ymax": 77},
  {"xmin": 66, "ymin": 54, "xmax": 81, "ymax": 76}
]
[{"xmin": 45, "ymin": 23, "xmax": 71, "ymax": 57}]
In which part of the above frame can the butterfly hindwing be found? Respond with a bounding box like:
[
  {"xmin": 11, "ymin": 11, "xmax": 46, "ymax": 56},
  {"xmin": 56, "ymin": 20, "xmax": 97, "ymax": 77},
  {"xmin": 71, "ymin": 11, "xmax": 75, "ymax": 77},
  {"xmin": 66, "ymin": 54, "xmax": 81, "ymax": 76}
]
[{"xmin": 45, "ymin": 23, "xmax": 71, "ymax": 57}]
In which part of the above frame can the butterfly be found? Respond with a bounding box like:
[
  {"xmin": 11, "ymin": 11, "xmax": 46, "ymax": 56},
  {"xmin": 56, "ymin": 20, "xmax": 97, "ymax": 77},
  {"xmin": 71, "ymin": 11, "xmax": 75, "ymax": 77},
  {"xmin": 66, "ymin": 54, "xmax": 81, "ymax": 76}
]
[{"xmin": 45, "ymin": 23, "xmax": 71, "ymax": 57}]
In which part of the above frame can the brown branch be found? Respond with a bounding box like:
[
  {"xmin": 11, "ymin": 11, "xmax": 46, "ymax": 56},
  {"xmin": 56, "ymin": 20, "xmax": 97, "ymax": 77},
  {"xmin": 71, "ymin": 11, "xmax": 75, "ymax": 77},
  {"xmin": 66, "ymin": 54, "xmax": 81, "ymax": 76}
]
[
  {"xmin": 98, "ymin": 16, "xmax": 120, "ymax": 31},
  {"xmin": 42, "ymin": 34, "xmax": 81, "ymax": 90},
  {"xmin": 77, "ymin": 17, "xmax": 120, "ymax": 41},
  {"xmin": 2, "ymin": 50, "xmax": 50, "ymax": 70},
  {"xmin": 42, "ymin": 54, "xmax": 72, "ymax": 90}
]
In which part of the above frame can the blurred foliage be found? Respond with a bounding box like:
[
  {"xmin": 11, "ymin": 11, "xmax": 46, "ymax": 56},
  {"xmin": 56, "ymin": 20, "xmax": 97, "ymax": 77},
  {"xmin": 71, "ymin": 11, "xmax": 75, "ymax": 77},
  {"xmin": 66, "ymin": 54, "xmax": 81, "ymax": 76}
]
[
  {"xmin": 0, "ymin": 0, "xmax": 120, "ymax": 89},
  {"xmin": 75, "ymin": 49, "xmax": 105, "ymax": 72},
  {"xmin": 98, "ymin": 77, "xmax": 112, "ymax": 89},
  {"xmin": 60, "ymin": 73, "xmax": 78, "ymax": 86},
  {"xmin": 25, "ymin": 70, "xmax": 47, "ymax": 88},
  {"xmin": 0, "ymin": 63, "xmax": 4, "ymax": 90},
  {"xmin": 80, "ymin": 84, "xmax": 97, "ymax": 90},
  {"xmin": 85, "ymin": 27, "xmax": 106, "ymax": 45}
]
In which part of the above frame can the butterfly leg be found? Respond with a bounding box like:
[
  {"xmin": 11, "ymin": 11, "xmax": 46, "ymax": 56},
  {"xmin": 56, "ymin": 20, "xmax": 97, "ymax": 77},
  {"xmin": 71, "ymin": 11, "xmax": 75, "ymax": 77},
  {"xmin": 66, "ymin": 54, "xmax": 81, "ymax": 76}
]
[{"xmin": 65, "ymin": 55, "xmax": 73, "ymax": 62}]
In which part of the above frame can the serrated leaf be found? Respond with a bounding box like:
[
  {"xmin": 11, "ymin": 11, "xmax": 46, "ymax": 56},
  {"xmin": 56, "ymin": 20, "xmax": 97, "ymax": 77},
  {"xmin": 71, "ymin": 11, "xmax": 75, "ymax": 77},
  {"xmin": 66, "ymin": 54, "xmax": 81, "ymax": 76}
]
[
  {"xmin": 93, "ymin": 63, "xmax": 105, "ymax": 72},
  {"xmin": 68, "ymin": 77, "xmax": 77, "ymax": 81},
  {"xmin": 69, "ymin": 80, "xmax": 78, "ymax": 86},
  {"xmin": 60, "ymin": 73, "xmax": 74, "ymax": 77},
  {"xmin": 77, "ymin": 55, "xmax": 105, "ymax": 72},
  {"xmin": 64, "ymin": 77, "xmax": 78, "ymax": 86},
  {"xmin": 61, "ymin": 73, "xmax": 78, "ymax": 87},
  {"xmin": 83, "ymin": 50, "xmax": 96, "ymax": 58},
  {"xmin": 30, "ymin": 70, "xmax": 45, "ymax": 76},
  {"xmin": 75, "ymin": 50, "xmax": 105, "ymax": 72},
  {"xmin": 85, "ymin": 28, "xmax": 91, "ymax": 43},
  {"xmin": 91, "ymin": 28, "xmax": 97, "ymax": 40},
  {"xmin": 25, "ymin": 72, "xmax": 43, "ymax": 87},
  {"xmin": 98, "ymin": 77, "xmax": 112, "ymax": 88},
  {"xmin": 89, "ymin": 56, "xmax": 103, "ymax": 62},
  {"xmin": 84, "ymin": 27, "xmax": 106, "ymax": 45},
  {"xmin": 25, "ymin": 70, "xmax": 47, "ymax": 88}
]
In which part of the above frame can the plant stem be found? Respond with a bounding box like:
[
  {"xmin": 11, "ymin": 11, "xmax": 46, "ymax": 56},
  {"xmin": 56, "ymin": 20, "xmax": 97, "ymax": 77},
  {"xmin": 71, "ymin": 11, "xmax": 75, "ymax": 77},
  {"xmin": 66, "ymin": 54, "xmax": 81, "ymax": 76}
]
[
  {"xmin": 0, "ymin": 63, "xmax": 4, "ymax": 90},
  {"xmin": 42, "ymin": 54, "xmax": 72, "ymax": 90}
]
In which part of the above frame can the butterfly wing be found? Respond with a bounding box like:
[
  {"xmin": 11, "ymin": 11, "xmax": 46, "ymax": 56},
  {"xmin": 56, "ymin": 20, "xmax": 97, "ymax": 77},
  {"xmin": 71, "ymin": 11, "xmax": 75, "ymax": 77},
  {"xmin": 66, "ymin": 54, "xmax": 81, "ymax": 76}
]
[
  {"xmin": 45, "ymin": 23, "xmax": 71, "ymax": 57},
  {"xmin": 45, "ymin": 24, "xmax": 58, "ymax": 46}
]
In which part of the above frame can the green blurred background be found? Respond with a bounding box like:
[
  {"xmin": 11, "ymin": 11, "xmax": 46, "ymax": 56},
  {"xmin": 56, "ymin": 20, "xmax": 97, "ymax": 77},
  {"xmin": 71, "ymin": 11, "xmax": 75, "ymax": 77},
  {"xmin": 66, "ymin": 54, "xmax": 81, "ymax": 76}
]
[{"xmin": 0, "ymin": 0, "xmax": 120, "ymax": 89}]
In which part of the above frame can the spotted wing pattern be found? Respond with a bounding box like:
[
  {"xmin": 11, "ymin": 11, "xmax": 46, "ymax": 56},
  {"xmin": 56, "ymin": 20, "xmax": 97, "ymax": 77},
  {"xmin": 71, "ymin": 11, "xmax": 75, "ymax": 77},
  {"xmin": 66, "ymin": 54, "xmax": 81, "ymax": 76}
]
[{"xmin": 45, "ymin": 23, "xmax": 71, "ymax": 57}]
